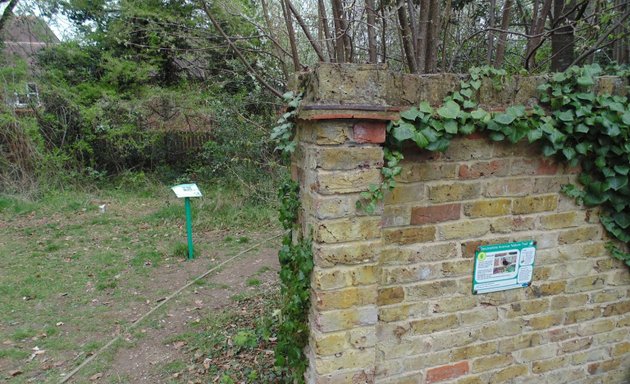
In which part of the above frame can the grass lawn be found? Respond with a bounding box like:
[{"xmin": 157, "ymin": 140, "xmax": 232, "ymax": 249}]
[{"xmin": 0, "ymin": 180, "xmax": 282, "ymax": 383}]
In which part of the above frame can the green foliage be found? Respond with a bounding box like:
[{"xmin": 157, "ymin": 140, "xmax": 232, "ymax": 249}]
[
  {"xmin": 275, "ymin": 179, "xmax": 312, "ymax": 383},
  {"xmin": 388, "ymin": 65, "xmax": 630, "ymax": 266},
  {"xmin": 271, "ymin": 91, "xmax": 302, "ymax": 156}
]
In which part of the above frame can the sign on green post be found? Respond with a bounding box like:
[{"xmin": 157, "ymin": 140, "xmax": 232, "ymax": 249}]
[
  {"xmin": 472, "ymin": 240, "xmax": 537, "ymax": 295},
  {"xmin": 171, "ymin": 183, "xmax": 202, "ymax": 260}
]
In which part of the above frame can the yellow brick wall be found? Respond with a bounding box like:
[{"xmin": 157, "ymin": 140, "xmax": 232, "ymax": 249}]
[{"xmin": 296, "ymin": 64, "xmax": 630, "ymax": 384}]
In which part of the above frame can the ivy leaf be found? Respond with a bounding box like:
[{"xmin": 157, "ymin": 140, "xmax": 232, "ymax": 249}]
[
  {"xmin": 413, "ymin": 130, "xmax": 429, "ymax": 148},
  {"xmin": 605, "ymin": 123, "xmax": 621, "ymax": 137},
  {"xmin": 613, "ymin": 212, "xmax": 630, "ymax": 229},
  {"xmin": 460, "ymin": 88, "xmax": 473, "ymax": 98},
  {"xmin": 400, "ymin": 107, "xmax": 421, "ymax": 121},
  {"xmin": 437, "ymin": 100, "xmax": 461, "ymax": 119},
  {"xmin": 470, "ymin": 79, "xmax": 482, "ymax": 90},
  {"xmin": 471, "ymin": 109, "xmax": 488, "ymax": 120},
  {"xmin": 459, "ymin": 123, "xmax": 475, "ymax": 135},
  {"xmin": 444, "ymin": 119, "xmax": 458, "ymax": 134},
  {"xmin": 577, "ymin": 76, "xmax": 594, "ymax": 86},
  {"xmin": 562, "ymin": 147, "xmax": 576, "ymax": 161},
  {"xmin": 575, "ymin": 123, "xmax": 589, "ymax": 133},
  {"xmin": 583, "ymin": 192, "xmax": 608, "ymax": 206},
  {"xmin": 614, "ymin": 165, "xmax": 630, "ymax": 175},
  {"xmin": 489, "ymin": 132, "xmax": 505, "ymax": 141},
  {"xmin": 622, "ymin": 112, "xmax": 630, "ymax": 125},
  {"xmin": 426, "ymin": 138, "xmax": 450, "ymax": 152},
  {"xmin": 607, "ymin": 176, "xmax": 628, "ymax": 191},
  {"xmin": 576, "ymin": 92, "xmax": 595, "ymax": 102},
  {"xmin": 420, "ymin": 127, "xmax": 440, "ymax": 142},
  {"xmin": 552, "ymin": 72, "xmax": 567, "ymax": 82},
  {"xmin": 463, "ymin": 100, "xmax": 477, "ymax": 109},
  {"xmin": 575, "ymin": 142, "xmax": 591, "ymax": 155},
  {"xmin": 392, "ymin": 121, "xmax": 415, "ymax": 141},
  {"xmin": 527, "ymin": 128, "xmax": 543, "ymax": 142},
  {"xmin": 543, "ymin": 145, "xmax": 557, "ymax": 156},
  {"xmin": 418, "ymin": 101, "xmax": 433, "ymax": 114},
  {"xmin": 555, "ymin": 110, "xmax": 574, "ymax": 122},
  {"xmin": 494, "ymin": 113, "xmax": 515, "ymax": 125}
]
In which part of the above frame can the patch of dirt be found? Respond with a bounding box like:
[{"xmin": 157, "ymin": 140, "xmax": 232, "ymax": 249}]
[{"xmin": 95, "ymin": 246, "xmax": 280, "ymax": 383}]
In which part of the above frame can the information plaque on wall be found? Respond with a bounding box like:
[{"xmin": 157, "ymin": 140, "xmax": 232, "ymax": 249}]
[{"xmin": 472, "ymin": 240, "xmax": 536, "ymax": 295}]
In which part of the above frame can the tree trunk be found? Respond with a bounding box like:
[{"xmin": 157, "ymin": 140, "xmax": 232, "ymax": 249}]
[
  {"xmin": 417, "ymin": 0, "xmax": 430, "ymax": 72},
  {"xmin": 397, "ymin": 0, "xmax": 418, "ymax": 72},
  {"xmin": 331, "ymin": 0, "xmax": 347, "ymax": 62},
  {"xmin": 494, "ymin": 0, "xmax": 513, "ymax": 67},
  {"xmin": 551, "ymin": 0, "xmax": 576, "ymax": 71},
  {"xmin": 286, "ymin": 0, "xmax": 327, "ymax": 62},
  {"xmin": 525, "ymin": 0, "xmax": 552, "ymax": 69},
  {"xmin": 441, "ymin": 0, "xmax": 452, "ymax": 72},
  {"xmin": 260, "ymin": 0, "xmax": 289, "ymax": 82},
  {"xmin": 487, "ymin": 0, "xmax": 496, "ymax": 65},
  {"xmin": 281, "ymin": 0, "xmax": 301, "ymax": 71},
  {"xmin": 613, "ymin": 0, "xmax": 629, "ymax": 65},
  {"xmin": 426, "ymin": 0, "xmax": 440, "ymax": 72},
  {"xmin": 381, "ymin": 4, "xmax": 388, "ymax": 62},
  {"xmin": 0, "ymin": 0, "xmax": 19, "ymax": 36},
  {"xmin": 366, "ymin": 0, "xmax": 378, "ymax": 63},
  {"xmin": 318, "ymin": 0, "xmax": 335, "ymax": 62}
]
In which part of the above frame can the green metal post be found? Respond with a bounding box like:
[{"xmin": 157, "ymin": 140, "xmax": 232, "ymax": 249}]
[{"xmin": 185, "ymin": 197, "xmax": 194, "ymax": 260}]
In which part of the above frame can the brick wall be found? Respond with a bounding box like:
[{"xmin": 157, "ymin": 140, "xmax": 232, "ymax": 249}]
[{"xmin": 294, "ymin": 64, "xmax": 630, "ymax": 384}]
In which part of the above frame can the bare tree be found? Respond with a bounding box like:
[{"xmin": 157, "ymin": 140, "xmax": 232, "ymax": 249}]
[
  {"xmin": 494, "ymin": 0, "xmax": 513, "ymax": 67},
  {"xmin": 0, "ymin": 0, "xmax": 19, "ymax": 35}
]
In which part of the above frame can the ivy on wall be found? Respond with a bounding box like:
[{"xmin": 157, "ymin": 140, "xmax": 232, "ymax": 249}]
[{"xmin": 383, "ymin": 65, "xmax": 630, "ymax": 265}]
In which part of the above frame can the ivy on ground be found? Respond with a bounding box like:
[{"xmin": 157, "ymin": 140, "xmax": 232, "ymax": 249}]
[{"xmin": 386, "ymin": 64, "xmax": 630, "ymax": 266}]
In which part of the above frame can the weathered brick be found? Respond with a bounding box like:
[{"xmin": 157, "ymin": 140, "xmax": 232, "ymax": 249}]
[
  {"xmin": 349, "ymin": 327, "xmax": 377, "ymax": 350},
  {"xmin": 565, "ymin": 275, "xmax": 606, "ymax": 294},
  {"xmin": 410, "ymin": 314, "xmax": 459, "ymax": 334},
  {"xmin": 305, "ymin": 192, "xmax": 360, "ymax": 220},
  {"xmin": 315, "ymin": 146, "xmax": 384, "ymax": 170},
  {"xmin": 314, "ymin": 306, "xmax": 378, "ymax": 332},
  {"xmin": 378, "ymin": 302, "xmax": 427, "ymax": 322},
  {"xmin": 383, "ymin": 205, "xmax": 411, "ymax": 228},
  {"xmin": 602, "ymin": 300, "xmax": 630, "ymax": 317},
  {"xmin": 451, "ymin": 341, "xmax": 498, "ymax": 360},
  {"xmin": 560, "ymin": 336, "xmax": 593, "ymax": 354},
  {"xmin": 512, "ymin": 194, "xmax": 558, "ymax": 214},
  {"xmin": 533, "ymin": 175, "xmax": 572, "ymax": 194},
  {"xmin": 314, "ymin": 286, "xmax": 377, "ymax": 310},
  {"xmin": 483, "ymin": 178, "xmax": 533, "ymax": 197},
  {"xmin": 312, "ymin": 265, "xmax": 378, "ymax": 290},
  {"xmin": 557, "ymin": 226, "xmax": 601, "ymax": 245},
  {"xmin": 472, "ymin": 353, "xmax": 513, "ymax": 373},
  {"xmin": 538, "ymin": 211, "xmax": 582, "ymax": 230},
  {"xmin": 428, "ymin": 183, "xmax": 481, "ymax": 203},
  {"xmin": 516, "ymin": 344, "xmax": 557, "ymax": 362},
  {"xmin": 298, "ymin": 120, "xmax": 352, "ymax": 145},
  {"xmin": 317, "ymin": 168, "xmax": 382, "ymax": 194},
  {"xmin": 498, "ymin": 333, "xmax": 543, "ymax": 353},
  {"xmin": 430, "ymin": 296, "xmax": 476, "ymax": 313},
  {"xmin": 526, "ymin": 313, "xmax": 563, "ymax": 330},
  {"xmin": 380, "ymin": 242, "xmax": 458, "ymax": 264},
  {"xmin": 377, "ymin": 287, "xmax": 405, "ymax": 306},
  {"xmin": 532, "ymin": 356, "xmax": 569, "ymax": 373},
  {"xmin": 310, "ymin": 369, "xmax": 376, "ymax": 384},
  {"xmin": 458, "ymin": 160, "xmax": 509, "ymax": 179},
  {"xmin": 438, "ymin": 220, "xmax": 490, "ymax": 240},
  {"xmin": 397, "ymin": 162, "xmax": 458, "ymax": 182},
  {"xmin": 463, "ymin": 199, "xmax": 511, "ymax": 218},
  {"xmin": 405, "ymin": 280, "xmax": 459, "ymax": 300},
  {"xmin": 383, "ymin": 226, "xmax": 436, "ymax": 245},
  {"xmin": 479, "ymin": 319, "xmax": 524, "ymax": 340},
  {"xmin": 313, "ymin": 216, "xmax": 381, "ymax": 243},
  {"xmin": 441, "ymin": 260, "xmax": 471, "ymax": 277},
  {"xmin": 511, "ymin": 158, "xmax": 559, "ymax": 175},
  {"xmin": 443, "ymin": 137, "xmax": 493, "ymax": 160},
  {"xmin": 426, "ymin": 361, "xmax": 470, "ymax": 383},
  {"xmin": 459, "ymin": 307, "xmax": 499, "ymax": 325},
  {"xmin": 312, "ymin": 331, "xmax": 349, "ymax": 355},
  {"xmin": 402, "ymin": 350, "xmax": 451, "ymax": 372},
  {"xmin": 314, "ymin": 241, "xmax": 381, "ymax": 267},
  {"xmin": 564, "ymin": 308, "xmax": 601, "ymax": 325},
  {"xmin": 353, "ymin": 121, "xmax": 386, "ymax": 143},
  {"xmin": 380, "ymin": 264, "xmax": 441, "ymax": 285},
  {"xmin": 489, "ymin": 365, "xmax": 528, "ymax": 382},
  {"xmin": 460, "ymin": 237, "xmax": 511, "ymax": 258},
  {"xmin": 411, "ymin": 203, "xmax": 461, "ymax": 225},
  {"xmin": 611, "ymin": 341, "xmax": 630, "ymax": 357},
  {"xmin": 314, "ymin": 347, "xmax": 375, "ymax": 374},
  {"xmin": 587, "ymin": 359, "xmax": 621, "ymax": 375},
  {"xmin": 488, "ymin": 216, "xmax": 536, "ymax": 233},
  {"xmin": 529, "ymin": 281, "xmax": 567, "ymax": 297},
  {"xmin": 384, "ymin": 183, "xmax": 425, "ymax": 205},
  {"xmin": 577, "ymin": 318, "xmax": 615, "ymax": 336},
  {"xmin": 504, "ymin": 298, "xmax": 549, "ymax": 318},
  {"xmin": 590, "ymin": 289, "xmax": 625, "ymax": 304},
  {"xmin": 431, "ymin": 329, "xmax": 480, "ymax": 350}
]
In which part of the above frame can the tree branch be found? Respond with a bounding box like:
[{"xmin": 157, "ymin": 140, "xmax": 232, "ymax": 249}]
[{"xmin": 199, "ymin": 1, "xmax": 283, "ymax": 98}]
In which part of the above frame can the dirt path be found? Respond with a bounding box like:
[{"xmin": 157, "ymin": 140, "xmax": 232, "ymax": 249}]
[{"xmin": 76, "ymin": 245, "xmax": 280, "ymax": 383}]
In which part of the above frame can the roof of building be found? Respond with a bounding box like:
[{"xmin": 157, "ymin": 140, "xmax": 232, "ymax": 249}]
[{"xmin": 2, "ymin": 16, "xmax": 59, "ymax": 65}]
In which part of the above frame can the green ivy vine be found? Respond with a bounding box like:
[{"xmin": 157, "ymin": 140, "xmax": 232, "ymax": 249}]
[
  {"xmin": 383, "ymin": 64, "xmax": 630, "ymax": 266},
  {"xmin": 272, "ymin": 91, "xmax": 313, "ymax": 383}
]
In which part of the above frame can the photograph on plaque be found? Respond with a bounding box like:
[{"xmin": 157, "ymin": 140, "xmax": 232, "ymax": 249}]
[{"xmin": 472, "ymin": 240, "xmax": 536, "ymax": 295}]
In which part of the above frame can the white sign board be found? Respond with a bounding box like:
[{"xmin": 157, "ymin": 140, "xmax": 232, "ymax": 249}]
[
  {"xmin": 472, "ymin": 240, "xmax": 536, "ymax": 294},
  {"xmin": 171, "ymin": 183, "xmax": 202, "ymax": 198}
]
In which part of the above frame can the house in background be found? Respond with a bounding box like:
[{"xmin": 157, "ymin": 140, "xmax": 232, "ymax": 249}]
[{"xmin": 1, "ymin": 15, "xmax": 59, "ymax": 108}]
